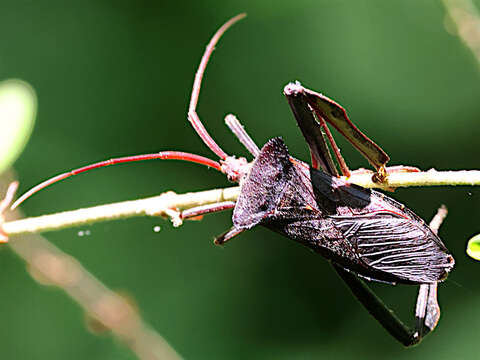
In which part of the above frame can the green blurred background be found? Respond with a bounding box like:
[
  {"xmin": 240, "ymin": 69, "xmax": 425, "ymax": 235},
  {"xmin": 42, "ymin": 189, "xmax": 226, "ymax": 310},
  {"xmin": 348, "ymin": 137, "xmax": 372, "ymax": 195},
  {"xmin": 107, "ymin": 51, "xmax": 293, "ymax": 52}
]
[{"xmin": 0, "ymin": 0, "xmax": 479, "ymax": 359}]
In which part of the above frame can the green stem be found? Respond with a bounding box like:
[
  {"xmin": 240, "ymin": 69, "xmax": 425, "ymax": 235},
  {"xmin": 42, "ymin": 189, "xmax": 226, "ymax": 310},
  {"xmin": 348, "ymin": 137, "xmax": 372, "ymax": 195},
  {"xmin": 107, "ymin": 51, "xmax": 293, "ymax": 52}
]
[
  {"xmin": 4, "ymin": 187, "xmax": 240, "ymax": 236},
  {"xmin": 2, "ymin": 169, "xmax": 479, "ymax": 237},
  {"xmin": 345, "ymin": 169, "xmax": 480, "ymax": 189}
]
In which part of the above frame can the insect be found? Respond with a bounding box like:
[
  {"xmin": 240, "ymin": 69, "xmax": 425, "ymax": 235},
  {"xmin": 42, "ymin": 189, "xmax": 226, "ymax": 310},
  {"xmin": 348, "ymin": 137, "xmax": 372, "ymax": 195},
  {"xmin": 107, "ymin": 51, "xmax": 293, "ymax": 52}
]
[{"xmin": 11, "ymin": 14, "xmax": 454, "ymax": 346}]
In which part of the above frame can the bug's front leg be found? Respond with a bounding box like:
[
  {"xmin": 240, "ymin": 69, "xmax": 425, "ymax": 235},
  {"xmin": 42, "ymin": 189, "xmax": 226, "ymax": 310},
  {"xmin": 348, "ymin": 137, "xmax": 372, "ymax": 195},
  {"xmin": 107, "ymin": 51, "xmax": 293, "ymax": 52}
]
[
  {"xmin": 179, "ymin": 202, "xmax": 246, "ymax": 245},
  {"xmin": 179, "ymin": 201, "xmax": 236, "ymax": 223}
]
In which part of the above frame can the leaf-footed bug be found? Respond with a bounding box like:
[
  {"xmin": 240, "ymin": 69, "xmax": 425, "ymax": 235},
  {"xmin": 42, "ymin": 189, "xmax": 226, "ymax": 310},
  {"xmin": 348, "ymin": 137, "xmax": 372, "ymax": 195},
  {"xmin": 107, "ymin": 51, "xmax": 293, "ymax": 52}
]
[{"xmin": 11, "ymin": 14, "xmax": 454, "ymax": 346}]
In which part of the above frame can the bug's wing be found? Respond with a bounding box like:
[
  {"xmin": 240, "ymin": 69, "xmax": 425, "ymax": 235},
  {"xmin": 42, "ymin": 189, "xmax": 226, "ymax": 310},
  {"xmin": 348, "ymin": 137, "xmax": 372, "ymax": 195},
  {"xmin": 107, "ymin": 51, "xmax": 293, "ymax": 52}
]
[
  {"xmin": 285, "ymin": 82, "xmax": 390, "ymax": 172},
  {"xmin": 330, "ymin": 214, "xmax": 454, "ymax": 283},
  {"xmin": 284, "ymin": 83, "xmax": 338, "ymax": 175}
]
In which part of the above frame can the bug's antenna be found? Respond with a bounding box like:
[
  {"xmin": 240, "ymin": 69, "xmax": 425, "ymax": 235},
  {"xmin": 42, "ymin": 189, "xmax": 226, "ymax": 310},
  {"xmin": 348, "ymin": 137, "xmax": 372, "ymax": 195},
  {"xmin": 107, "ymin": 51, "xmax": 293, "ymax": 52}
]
[
  {"xmin": 187, "ymin": 13, "xmax": 247, "ymax": 160},
  {"xmin": 10, "ymin": 15, "xmax": 248, "ymax": 210},
  {"xmin": 10, "ymin": 152, "xmax": 222, "ymax": 210}
]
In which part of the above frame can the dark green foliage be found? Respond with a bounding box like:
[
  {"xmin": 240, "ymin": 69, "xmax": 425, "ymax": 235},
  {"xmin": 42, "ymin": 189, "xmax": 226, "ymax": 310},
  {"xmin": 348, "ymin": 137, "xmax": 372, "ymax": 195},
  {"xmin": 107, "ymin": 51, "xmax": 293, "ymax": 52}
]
[{"xmin": 1, "ymin": 1, "xmax": 478, "ymax": 359}]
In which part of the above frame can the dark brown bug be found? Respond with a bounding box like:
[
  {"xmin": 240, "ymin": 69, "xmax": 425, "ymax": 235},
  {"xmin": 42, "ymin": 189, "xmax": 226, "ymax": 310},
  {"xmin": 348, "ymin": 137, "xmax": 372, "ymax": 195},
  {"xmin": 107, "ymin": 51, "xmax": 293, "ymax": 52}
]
[
  {"xmin": 225, "ymin": 135, "xmax": 453, "ymax": 285},
  {"xmin": 11, "ymin": 14, "xmax": 454, "ymax": 346}
]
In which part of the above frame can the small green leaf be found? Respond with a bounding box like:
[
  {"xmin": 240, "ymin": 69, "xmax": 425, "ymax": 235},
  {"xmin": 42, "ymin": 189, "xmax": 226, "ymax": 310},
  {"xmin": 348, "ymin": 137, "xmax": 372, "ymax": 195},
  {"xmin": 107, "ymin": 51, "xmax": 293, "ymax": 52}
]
[
  {"xmin": 0, "ymin": 79, "xmax": 37, "ymax": 174},
  {"xmin": 467, "ymin": 234, "xmax": 480, "ymax": 261}
]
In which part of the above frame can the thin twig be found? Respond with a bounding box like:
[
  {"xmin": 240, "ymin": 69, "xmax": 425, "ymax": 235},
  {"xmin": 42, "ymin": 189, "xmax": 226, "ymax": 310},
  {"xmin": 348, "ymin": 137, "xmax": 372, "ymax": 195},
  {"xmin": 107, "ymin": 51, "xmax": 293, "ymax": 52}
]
[
  {"xmin": 2, "ymin": 169, "xmax": 479, "ymax": 237},
  {"xmin": 344, "ymin": 169, "xmax": 480, "ymax": 189},
  {"xmin": 4, "ymin": 187, "xmax": 240, "ymax": 236}
]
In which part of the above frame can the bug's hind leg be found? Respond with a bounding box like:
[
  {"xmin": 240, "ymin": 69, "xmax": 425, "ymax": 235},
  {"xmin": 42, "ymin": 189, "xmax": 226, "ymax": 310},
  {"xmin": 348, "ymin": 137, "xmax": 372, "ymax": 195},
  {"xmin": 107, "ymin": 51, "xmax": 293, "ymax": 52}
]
[
  {"xmin": 334, "ymin": 263, "xmax": 442, "ymax": 347},
  {"xmin": 332, "ymin": 264, "xmax": 417, "ymax": 346},
  {"xmin": 333, "ymin": 205, "xmax": 448, "ymax": 346}
]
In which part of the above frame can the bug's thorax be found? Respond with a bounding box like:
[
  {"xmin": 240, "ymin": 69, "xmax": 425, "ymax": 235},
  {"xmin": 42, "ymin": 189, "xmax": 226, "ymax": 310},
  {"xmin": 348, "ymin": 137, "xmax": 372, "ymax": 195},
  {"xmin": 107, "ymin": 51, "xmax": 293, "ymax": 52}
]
[{"xmin": 231, "ymin": 138, "xmax": 313, "ymax": 228}]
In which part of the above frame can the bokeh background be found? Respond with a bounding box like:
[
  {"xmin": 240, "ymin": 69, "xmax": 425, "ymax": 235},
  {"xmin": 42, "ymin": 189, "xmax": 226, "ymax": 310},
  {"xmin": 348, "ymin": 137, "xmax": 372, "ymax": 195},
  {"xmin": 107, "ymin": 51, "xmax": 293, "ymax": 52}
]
[{"xmin": 0, "ymin": 0, "xmax": 479, "ymax": 359}]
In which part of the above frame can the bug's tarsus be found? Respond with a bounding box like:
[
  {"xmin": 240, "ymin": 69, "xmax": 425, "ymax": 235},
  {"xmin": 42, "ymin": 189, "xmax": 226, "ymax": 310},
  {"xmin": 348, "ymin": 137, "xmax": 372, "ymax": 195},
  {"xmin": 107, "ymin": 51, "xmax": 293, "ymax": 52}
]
[
  {"xmin": 350, "ymin": 166, "xmax": 421, "ymax": 176},
  {"xmin": 372, "ymin": 165, "xmax": 388, "ymax": 183},
  {"xmin": 351, "ymin": 165, "xmax": 421, "ymax": 191}
]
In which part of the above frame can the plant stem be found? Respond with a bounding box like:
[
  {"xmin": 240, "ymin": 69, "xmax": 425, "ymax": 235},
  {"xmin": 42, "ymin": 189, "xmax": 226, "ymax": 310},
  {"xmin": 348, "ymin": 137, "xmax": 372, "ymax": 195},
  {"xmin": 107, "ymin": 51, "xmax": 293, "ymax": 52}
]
[
  {"xmin": 4, "ymin": 187, "xmax": 240, "ymax": 236},
  {"xmin": 2, "ymin": 169, "xmax": 479, "ymax": 237},
  {"xmin": 345, "ymin": 169, "xmax": 480, "ymax": 189}
]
